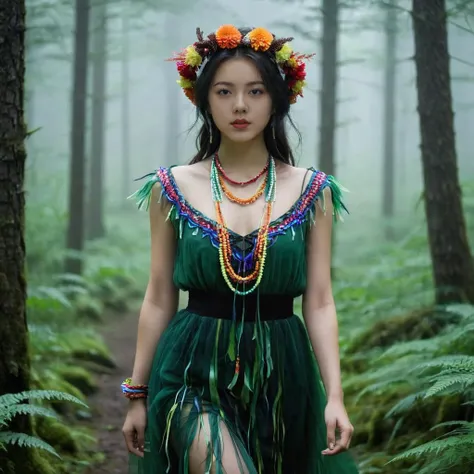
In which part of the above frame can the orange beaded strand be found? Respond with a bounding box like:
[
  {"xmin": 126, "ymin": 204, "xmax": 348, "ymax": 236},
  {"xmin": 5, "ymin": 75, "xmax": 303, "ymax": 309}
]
[
  {"xmin": 211, "ymin": 155, "xmax": 276, "ymax": 295},
  {"xmin": 219, "ymin": 174, "xmax": 267, "ymax": 205}
]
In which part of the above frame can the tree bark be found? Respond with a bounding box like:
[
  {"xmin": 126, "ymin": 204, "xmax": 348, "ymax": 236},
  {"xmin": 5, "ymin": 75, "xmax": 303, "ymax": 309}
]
[
  {"xmin": 121, "ymin": 5, "xmax": 130, "ymax": 200},
  {"xmin": 164, "ymin": 12, "xmax": 180, "ymax": 166},
  {"xmin": 318, "ymin": 0, "xmax": 339, "ymax": 177},
  {"xmin": 65, "ymin": 0, "xmax": 90, "ymax": 274},
  {"xmin": 412, "ymin": 0, "xmax": 474, "ymax": 304},
  {"xmin": 318, "ymin": 0, "xmax": 340, "ymax": 276},
  {"xmin": 88, "ymin": 0, "xmax": 107, "ymax": 240},
  {"xmin": 382, "ymin": 0, "xmax": 397, "ymax": 239},
  {"xmin": 0, "ymin": 2, "xmax": 49, "ymax": 472}
]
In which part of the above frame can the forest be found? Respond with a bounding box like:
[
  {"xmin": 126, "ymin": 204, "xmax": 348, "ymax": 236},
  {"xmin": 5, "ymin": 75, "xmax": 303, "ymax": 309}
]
[{"xmin": 0, "ymin": 0, "xmax": 473, "ymax": 473}]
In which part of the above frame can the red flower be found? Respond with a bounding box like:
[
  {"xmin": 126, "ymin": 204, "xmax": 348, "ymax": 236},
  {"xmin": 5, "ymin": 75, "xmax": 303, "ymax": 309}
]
[
  {"xmin": 286, "ymin": 62, "xmax": 306, "ymax": 81},
  {"xmin": 293, "ymin": 62, "xmax": 306, "ymax": 80},
  {"xmin": 177, "ymin": 61, "xmax": 197, "ymax": 80}
]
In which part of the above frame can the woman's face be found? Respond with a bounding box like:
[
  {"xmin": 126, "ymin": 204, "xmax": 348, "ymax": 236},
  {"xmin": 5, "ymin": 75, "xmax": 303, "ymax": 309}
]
[{"xmin": 208, "ymin": 57, "xmax": 273, "ymax": 144}]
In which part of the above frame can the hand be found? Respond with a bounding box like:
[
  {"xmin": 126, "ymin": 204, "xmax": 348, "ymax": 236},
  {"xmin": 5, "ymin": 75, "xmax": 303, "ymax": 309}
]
[
  {"xmin": 122, "ymin": 399, "xmax": 147, "ymax": 457},
  {"xmin": 322, "ymin": 399, "xmax": 354, "ymax": 456}
]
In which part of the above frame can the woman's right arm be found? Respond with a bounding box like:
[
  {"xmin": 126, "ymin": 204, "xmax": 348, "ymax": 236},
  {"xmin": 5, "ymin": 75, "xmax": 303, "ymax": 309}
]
[
  {"xmin": 130, "ymin": 181, "xmax": 179, "ymax": 385},
  {"xmin": 123, "ymin": 182, "xmax": 178, "ymax": 456}
]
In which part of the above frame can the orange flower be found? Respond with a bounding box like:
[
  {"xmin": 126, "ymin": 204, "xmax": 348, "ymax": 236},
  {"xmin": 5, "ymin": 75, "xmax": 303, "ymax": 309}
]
[
  {"xmin": 183, "ymin": 88, "xmax": 196, "ymax": 104},
  {"xmin": 247, "ymin": 27, "xmax": 273, "ymax": 52},
  {"xmin": 215, "ymin": 24, "xmax": 242, "ymax": 49}
]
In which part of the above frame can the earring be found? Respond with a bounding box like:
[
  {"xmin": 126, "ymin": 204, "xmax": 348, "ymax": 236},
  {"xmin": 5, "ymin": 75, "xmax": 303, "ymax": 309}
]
[{"xmin": 207, "ymin": 114, "xmax": 213, "ymax": 144}]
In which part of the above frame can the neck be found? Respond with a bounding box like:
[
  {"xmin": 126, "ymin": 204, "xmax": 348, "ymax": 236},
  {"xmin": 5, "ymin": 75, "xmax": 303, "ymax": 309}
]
[{"xmin": 217, "ymin": 135, "xmax": 269, "ymax": 172}]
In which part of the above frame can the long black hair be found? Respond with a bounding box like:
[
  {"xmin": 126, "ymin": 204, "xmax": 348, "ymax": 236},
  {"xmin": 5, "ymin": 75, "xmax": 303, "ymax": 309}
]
[{"xmin": 189, "ymin": 27, "xmax": 301, "ymax": 166}]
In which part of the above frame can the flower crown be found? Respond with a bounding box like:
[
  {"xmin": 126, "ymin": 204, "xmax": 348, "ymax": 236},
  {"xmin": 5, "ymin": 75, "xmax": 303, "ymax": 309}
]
[{"xmin": 168, "ymin": 25, "xmax": 314, "ymax": 105}]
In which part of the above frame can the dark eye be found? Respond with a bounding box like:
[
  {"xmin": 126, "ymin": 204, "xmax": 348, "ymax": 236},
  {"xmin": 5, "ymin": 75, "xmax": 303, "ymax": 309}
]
[
  {"xmin": 217, "ymin": 89, "xmax": 230, "ymax": 95},
  {"xmin": 250, "ymin": 89, "xmax": 264, "ymax": 95}
]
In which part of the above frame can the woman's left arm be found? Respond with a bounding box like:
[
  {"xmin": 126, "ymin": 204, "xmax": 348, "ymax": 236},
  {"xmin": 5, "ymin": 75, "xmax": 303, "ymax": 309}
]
[{"xmin": 303, "ymin": 185, "xmax": 354, "ymax": 456}]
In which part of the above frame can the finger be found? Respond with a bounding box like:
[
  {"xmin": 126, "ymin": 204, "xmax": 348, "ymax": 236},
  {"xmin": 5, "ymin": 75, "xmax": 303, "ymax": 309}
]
[
  {"xmin": 123, "ymin": 429, "xmax": 144, "ymax": 458},
  {"xmin": 346, "ymin": 425, "xmax": 353, "ymax": 449},
  {"xmin": 322, "ymin": 420, "xmax": 336, "ymax": 454},
  {"xmin": 328, "ymin": 426, "xmax": 353, "ymax": 455},
  {"xmin": 136, "ymin": 427, "xmax": 146, "ymax": 454}
]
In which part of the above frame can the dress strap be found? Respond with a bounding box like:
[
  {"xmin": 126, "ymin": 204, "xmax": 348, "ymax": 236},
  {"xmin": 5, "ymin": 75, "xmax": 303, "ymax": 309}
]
[
  {"xmin": 127, "ymin": 167, "xmax": 178, "ymax": 212},
  {"xmin": 305, "ymin": 168, "xmax": 349, "ymax": 222},
  {"xmin": 300, "ymin": 168, "xmax": 312, "ymax": 197}
]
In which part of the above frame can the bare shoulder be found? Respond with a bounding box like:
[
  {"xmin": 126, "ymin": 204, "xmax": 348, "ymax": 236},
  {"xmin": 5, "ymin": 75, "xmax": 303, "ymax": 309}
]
[
  {"xmin": 277, "ymin": 163, "xmax": 315, "ymax": 190},
  {"xmin": 168, "ymin": 161, "xmax": 210, "ymax": 192}
]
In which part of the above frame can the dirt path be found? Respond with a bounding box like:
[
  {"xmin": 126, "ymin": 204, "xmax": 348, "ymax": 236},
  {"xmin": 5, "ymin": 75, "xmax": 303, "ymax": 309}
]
[{"xmin": 84, "ymin": 311, "xmax": 139, "ymax": 474}]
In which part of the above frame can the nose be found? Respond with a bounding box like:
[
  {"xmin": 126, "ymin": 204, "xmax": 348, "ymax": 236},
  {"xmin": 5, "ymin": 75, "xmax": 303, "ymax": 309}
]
[{"xmin": 233, "ymin": 92, "xmax": 248, "ymax": 114}]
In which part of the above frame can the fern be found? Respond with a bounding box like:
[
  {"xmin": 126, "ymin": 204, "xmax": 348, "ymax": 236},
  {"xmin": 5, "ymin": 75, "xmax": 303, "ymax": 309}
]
[
  {"xmin": 0, "ymin": 431, "xmax": 59, "ymax": 457},
  {"xmin": 0, "ymin": 389, "xmax": 87, "ymax": 408},
  {"xmin": 0, "ymin": 404, "xmax": 57, "ymax": 428},
  {"xmin": 413, "ymin": 355, "xmax": 474, "ymax": 373},
  {"xmin": 384, "ymin": 390, "xmax": 427, "ymax": 418},
  {"xmin": 424, "ymin": 373, "xmax": 474, "ymax": 398},
  {"xmin": 389, "ymin": 430, "xmax": 474, "ymax": 461},
  {"xmin": 0, "ymin": 389, "xmax": 88, "ymax": 457}
]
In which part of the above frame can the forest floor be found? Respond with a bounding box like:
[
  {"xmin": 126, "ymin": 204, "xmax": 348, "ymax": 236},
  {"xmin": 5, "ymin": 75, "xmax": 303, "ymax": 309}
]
[{"xmin": 83, "ymin": 310, "xmax": 139, "ymax": 474}]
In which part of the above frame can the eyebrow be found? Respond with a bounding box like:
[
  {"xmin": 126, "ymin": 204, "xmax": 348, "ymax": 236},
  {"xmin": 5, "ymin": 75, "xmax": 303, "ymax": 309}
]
[{"xmin": 213, "ymin": 81, "xmax": 265, "ymax": 87}]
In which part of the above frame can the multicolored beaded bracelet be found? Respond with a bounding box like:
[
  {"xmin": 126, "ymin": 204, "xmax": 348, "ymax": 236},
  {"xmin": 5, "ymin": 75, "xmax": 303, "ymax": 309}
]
[{"xmin": 121, "ymin": 378, "xmax": 148, "ymax": 400}]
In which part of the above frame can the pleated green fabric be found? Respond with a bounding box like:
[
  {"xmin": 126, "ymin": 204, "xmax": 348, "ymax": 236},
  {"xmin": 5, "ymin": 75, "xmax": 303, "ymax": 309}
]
[{"xmin": 128, "ymin": 167, "xmax": 359, "ymax": 474}]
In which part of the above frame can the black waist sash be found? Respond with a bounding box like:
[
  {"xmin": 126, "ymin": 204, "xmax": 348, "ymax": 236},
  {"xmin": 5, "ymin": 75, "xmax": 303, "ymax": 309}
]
[{"xmin": 186, "ymin": 290, "xmax": 294, "ymax": 322}]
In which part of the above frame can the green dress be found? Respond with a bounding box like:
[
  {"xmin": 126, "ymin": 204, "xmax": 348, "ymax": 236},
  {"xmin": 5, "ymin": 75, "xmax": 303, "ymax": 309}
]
[{"xmin": 129, "ymin": 166, "xmax": 359, "ymax": 474}]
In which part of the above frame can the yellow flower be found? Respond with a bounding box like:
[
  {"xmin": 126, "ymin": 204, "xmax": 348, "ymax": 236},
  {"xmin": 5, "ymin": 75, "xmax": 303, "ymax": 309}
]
[
  {"xmin": 292, "ymin": 80, "xmax": 306, "ymax": 94},
  {"xmin": 287, "ymin": 55, "xmax": 297, "ymax": 68},
  {"xmin": 177, "ymin": 77, "xmax": 194, "ymax": 89},
  {"xmin": 276, "ymin": 43, "xmax": 292, "ymax": 63},
  {"xmin": 184, "ymin": 46, "xmax": 202, "ymax": 67}
]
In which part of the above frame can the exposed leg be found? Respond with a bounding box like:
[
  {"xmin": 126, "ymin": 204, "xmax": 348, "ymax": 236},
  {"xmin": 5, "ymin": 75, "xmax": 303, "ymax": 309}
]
[{"xmin": 174, "ymin": 403, "xmax": 256, "ymax": 474}]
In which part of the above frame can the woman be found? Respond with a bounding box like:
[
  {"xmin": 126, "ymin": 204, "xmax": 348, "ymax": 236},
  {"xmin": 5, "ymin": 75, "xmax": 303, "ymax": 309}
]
[{"xmin": 122, "ymin": 25, "xmax": 359, "ymax": 474}]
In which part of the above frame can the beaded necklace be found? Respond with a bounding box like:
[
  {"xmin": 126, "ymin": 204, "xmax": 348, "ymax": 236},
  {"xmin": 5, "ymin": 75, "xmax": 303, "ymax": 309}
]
[
  {"xmin": 218, "ymin": 174, "xmax": 267, "ymax": 205},
  {"xmin": 215, "ymin": 153, "xmax": 269, "ymax": 186},
  {"xmin": 211, "ymin": 155, "xmax": 276, "ymax": 295}
]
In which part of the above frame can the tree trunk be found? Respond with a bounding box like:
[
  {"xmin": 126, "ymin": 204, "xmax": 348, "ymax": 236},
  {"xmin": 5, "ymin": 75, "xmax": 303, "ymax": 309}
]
[
  {"xmin": 318, "ymin": 0, "xmax": 339, "ymax": 276},
  {"xmin": 88, "ymin": 0, "xmax": 107, "ymax": 240},
  {"xmin": 318, "ymin": 0, "xmax": 339, "ymax": 177},
  {"xmin": 412, "ymin": 0, "xmax": 474, "ymax": 304},
  {"xmin": 382, "ymin": 0, "xmax": 397, "ymax": 239},
  {"xmin": 121, "ymin": 5, "xmax": 130, "ymax": 200},
  {"xmin": 164, "ymin": 12, "xmax": 180, "ymax": 166},
  {"xmin": 0, "ymin": 3, "xmax": 49, "ymax": 472},
  {"xmin": 65, "ymin": 0, "xmax": 90, "ymax": 274}
]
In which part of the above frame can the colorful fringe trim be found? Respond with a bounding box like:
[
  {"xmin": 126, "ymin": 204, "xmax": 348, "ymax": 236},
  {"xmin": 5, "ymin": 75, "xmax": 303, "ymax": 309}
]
[{"xmin": 128, "ymin": 166, "xmax": 348, "ymax": 245}]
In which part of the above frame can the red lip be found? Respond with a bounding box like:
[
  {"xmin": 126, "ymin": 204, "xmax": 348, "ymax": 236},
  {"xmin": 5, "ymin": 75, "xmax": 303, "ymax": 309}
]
[{"xmin": 232, "ymin": 119, "xmax": 250, "ymax": 129}]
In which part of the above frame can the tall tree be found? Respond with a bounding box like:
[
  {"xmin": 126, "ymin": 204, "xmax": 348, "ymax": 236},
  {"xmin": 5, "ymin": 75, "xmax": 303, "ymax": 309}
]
[
  {"xmin": 121, "ymin": 0, "xmax": 131, "ymax": 200},
  {"xmin": 381, "ymin": 0, "xmax": 398, "ymax": 239},
  {"xmin": 65, "ymin": 0, "xmax": 90, "ymax": 274},
  {"xmin": 318, "ymin": 0, "xmax": 340, "ymax": 276},
  {"xmin": 318, "ymin": 0, "xmax": 340, "ymax": 177},
  {"xmin": 164, "ymin": 11, "xmax": 181, "ymax": 166},
  {"xmin": 412, "ymin": 0, "xmax": 474, "ymax": 304},
  {"xmin": 0, "ymin": 2, "xmax": 48, "ymax": 472},
  {"xmin": 88, "ymin": 0, "xmax": 107, "ymax": 239}
]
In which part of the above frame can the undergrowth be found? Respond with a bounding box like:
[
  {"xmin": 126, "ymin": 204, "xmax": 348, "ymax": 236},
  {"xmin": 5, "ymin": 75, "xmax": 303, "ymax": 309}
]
[
  {"xmin": 3, "ymin": 181, "xmax": 150, "ymax": 472},
  {"xmin": 333, "ymin": 181, "xmax": 474, "ymax": 473}
]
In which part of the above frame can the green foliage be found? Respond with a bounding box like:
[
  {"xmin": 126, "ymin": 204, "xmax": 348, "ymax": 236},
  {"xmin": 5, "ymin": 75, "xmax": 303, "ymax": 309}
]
[
  {"xmin": 332, "ymin": 182, "xmax": 474, "ymax": 473},
  {"xmin": 0, "ymin": 390, "xmax": 86, "ymax": 458},
  {"xmin": 10, "ymin": 178, "xmax": 151, "ymax": 468}
]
